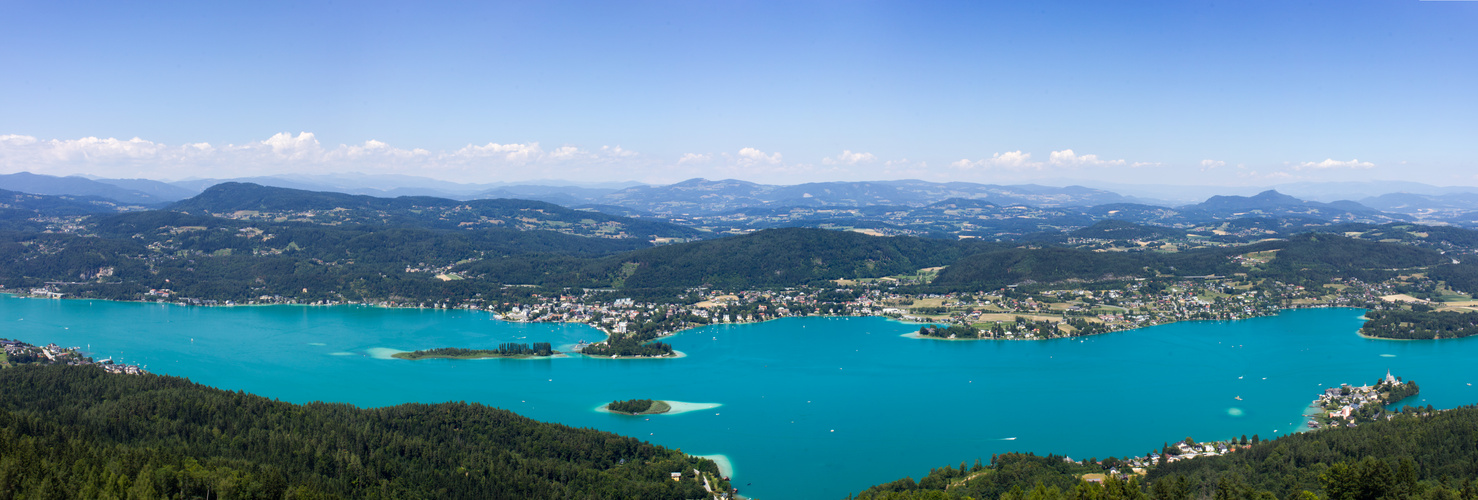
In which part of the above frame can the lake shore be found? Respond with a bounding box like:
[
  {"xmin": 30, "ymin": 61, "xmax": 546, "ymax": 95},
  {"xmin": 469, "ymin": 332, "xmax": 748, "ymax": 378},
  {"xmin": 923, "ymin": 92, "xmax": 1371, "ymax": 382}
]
[{"xmin": 901, "ymin": 305, "xmax": 1364, "ymax": 342}]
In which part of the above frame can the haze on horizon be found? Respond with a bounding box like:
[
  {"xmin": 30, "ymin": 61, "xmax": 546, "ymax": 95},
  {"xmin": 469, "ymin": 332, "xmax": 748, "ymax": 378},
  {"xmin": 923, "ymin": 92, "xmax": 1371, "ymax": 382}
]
[{"xmin": 2, "ymin": 1, "xmax": 1475, "ymax": 188}]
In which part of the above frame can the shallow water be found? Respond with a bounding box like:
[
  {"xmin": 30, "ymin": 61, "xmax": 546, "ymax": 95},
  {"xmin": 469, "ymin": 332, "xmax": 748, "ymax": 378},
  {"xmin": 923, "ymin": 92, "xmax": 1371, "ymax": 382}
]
[{"xmin": 4, "ymin": 295, "xmax": 1476, "ymax": 499}]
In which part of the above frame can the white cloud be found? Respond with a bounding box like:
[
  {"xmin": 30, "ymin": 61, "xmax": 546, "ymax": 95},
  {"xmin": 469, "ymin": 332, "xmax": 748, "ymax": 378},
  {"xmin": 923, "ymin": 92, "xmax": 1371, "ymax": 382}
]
[
  {"xmin": 453, "ymin": 141, "xmax": 545, "ymax": 162},
  {"xmin": 549, "ymin": 146, "xmax": 581, "ymax": 160},
  {"xmin": 0, "ymin": 134, "xmax": 40, "ymax": 146},
  {"xmin": 259, "ymin": 131, "xmax": 322, "ymax": 157},
  {"xmin": 0, "ymin": 133, "xmax": 644, "ymax": 182},
  {"xmin": 952, "ymin": 150, "xmax": 1038, "ymax": 170},
  {"xmin": 950, "ymin": 149, "xmax": 1144, "ymax": 173},
  {"xmin": 822, "ymin": 150, "xmax": 875, "ymax": 165},
  {"xmin": 736, "ymin": 147, "xmax": 782, "ymax": 165},
  {"xmin": 1200, "ymin": 159, "xmax": 1226, "ymax": 170},
  {"xmin": 1293, "ymin": 158, "xmax": 1375, "ymax": 170},
  {"xmin": 1047, "ymin": 149, "xmax": 1125, "ymax": 167},
  {"xmin": 677, "ymin": 153, "xmax": 711, "ymax": 165},
  {"xmin": 1238, "ymin": 170, "xmax": 1296, "ymax": 181},
  {"xmin": 600, "ymin": 145, "xmax": 637, "ymax": 157}
]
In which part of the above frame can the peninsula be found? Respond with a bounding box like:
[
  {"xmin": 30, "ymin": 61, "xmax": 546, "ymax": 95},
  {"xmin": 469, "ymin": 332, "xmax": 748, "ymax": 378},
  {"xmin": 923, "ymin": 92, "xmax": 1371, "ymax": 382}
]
[{"xmin": 1308, "ymin": 371, "xmax": 1420, "ymax": 429}]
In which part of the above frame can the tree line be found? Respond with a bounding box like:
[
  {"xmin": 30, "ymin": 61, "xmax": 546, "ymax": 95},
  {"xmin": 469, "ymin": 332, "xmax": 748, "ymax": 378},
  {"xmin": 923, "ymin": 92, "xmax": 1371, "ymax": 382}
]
[
  {"xmin": 1360, "ymin": 309, "xmax": 1478, "ymax": 340},
  {"xmin": 0, "ymin": 364, "xmax": 725, "ymax": 499},
  {"xmin": 608, "ymin": 399, "xmax": 656, "ymax": 414}
]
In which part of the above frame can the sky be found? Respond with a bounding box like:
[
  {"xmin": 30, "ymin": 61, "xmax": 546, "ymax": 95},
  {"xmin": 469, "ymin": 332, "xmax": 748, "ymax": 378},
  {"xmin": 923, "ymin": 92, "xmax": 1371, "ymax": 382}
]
[{"xmin": 2, "ymin": 0, "xmax": 1476, "ymax": 187}]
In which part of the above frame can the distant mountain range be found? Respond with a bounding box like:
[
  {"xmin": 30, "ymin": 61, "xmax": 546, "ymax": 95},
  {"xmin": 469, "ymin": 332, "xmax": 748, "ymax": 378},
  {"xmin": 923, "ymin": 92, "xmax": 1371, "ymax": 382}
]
[
  {"xmin": 594, "ymin": 178, "xmax": 1157, "ymax": 213},
  {"xmin": 0, "ymin": 172, "xmax": 187, "ymax": 205},
  {"xmin": 5, "ymin": 171, "xmax": 1478, "ymax": 226},
  {"xmin": 170, "ymin": 182, "xmax": 704, "ymax": 240}
]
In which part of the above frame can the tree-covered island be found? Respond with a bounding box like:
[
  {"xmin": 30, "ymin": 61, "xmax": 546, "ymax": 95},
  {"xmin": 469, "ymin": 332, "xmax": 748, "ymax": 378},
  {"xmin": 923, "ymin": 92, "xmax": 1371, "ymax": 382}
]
[
  {"xmin": 605, "ymin": 398, "xmax": 672, "ymax": 415},
  {"xmin": 392, "ymin": 342, "xmax": 555, "ymax": 360}
]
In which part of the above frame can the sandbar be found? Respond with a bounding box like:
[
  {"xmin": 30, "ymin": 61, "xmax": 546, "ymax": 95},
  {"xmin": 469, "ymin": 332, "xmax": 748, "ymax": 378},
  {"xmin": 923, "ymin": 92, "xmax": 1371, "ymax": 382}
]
[
  {"xmin": 662, "ymin": 401, "xmax": 722, "ymax": 415},
  {"xmin": 694, "ymin": 454, "xmax": 734, "ymax": 478},
  {"xmin": 366, "ymin": 347, "xmax": 407, "ymax": 359}
]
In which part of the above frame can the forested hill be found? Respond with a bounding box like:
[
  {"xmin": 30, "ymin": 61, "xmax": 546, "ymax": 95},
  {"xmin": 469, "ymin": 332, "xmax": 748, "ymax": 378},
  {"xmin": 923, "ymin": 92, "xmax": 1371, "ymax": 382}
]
[
  {"xmin": 0, "ymin": 208, "xmax": 662, "ymax": 304},
  {"xmin": 931, "ymin": 233, "xmax": 1450, "ymax": 290},
  {"xmin": 169, "ymin": 182, "xmax": 703, "ymax": 239},
  {"xmin": 1068, "ymin": 220, "xmax": 1188, "ymax": 241},
  {"xmin": 1, "ymin": 214, "xmax": 1458, "ymax": 304},
  {"xmin": 171, "ymin": 182, "xmax": 512, "ymax": 212},
  {"xmin": 1144, "ymin": 405, "xmax": 1478, "ymax": 499},
  {"xmin": 596, "ymin": 227, "xmax": 1003, "ymax": 289},
  {"xmin": 851, "ymin": 405, "xmax": 1478, "ymax": 499},
  {"xmin": 0, "ymin": 188, "xmax": 138, "ymax": 215},
  {"xmin": 0, "ymin": 365, "xmax": 725, "ymax": 499},
  {"xmin": 0, "ymin": 189, "xmax": 149, "ymax": 232}
]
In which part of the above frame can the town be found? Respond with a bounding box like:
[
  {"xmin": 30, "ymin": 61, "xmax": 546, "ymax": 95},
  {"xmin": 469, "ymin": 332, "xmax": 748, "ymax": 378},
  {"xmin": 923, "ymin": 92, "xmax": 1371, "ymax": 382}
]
[
  {"xmin": 0, "ymin": 338, "xmax": 148, "ymax": 375},
  {"xmin": 1309, "ymin": 371, "xmax": 1421, "ymax": 429},
  {"xmin": 1064, "ymin": 372, "xmax": 1422, "ymax": 486},
  {"xmin": 12, "ymin": 265, "xmax": 1444, "ymax": 357}
]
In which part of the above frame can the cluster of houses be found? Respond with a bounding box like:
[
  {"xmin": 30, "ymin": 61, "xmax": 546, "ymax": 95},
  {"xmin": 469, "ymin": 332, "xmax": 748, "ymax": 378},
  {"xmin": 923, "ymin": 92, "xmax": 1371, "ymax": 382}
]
[
  {"xmin": 1111, "ymin": 438, "xmax": 1251, "ymax": 473},
  {"xmin": 1163, "ymin": 440, "xmax": 1246, "ymax": 463},
  {"xmin": 1311, "ymin": 371, "xmax": 1407, "ymax": 429},
  {"xmin": 1, "ymin": 338, "xmax": 147, "ymax": 375},
  {"xmin": 454, "ymin": 275, "xmax": 1401, "ymax": 346}
]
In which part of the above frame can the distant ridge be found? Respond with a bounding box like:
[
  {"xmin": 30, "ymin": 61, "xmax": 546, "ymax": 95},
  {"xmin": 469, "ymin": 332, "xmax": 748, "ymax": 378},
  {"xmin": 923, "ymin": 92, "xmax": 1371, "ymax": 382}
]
[
  {"xmin": 1179, "ymin": 190, "xmax": 1398, "ymax": 221},
  {"xmin": 0, "ymin": 172, "xmax": 172, "ymax": 205},
  {"xmin": 597, "ymin": 178, "xmax": 1145, "ymax": 214},
  {"xmin": 7, "ymin": 169, "xmax": 1478, "ymax": 226},
  {"xmin": 169, "ymin": 182, "xmax": 704, "ymax": 239}
]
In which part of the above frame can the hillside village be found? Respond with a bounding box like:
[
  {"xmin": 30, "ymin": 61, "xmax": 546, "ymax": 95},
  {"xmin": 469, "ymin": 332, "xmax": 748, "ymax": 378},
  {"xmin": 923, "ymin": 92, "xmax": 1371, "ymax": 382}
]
[{"xmin": 0, "ymin": 338, "xmax": 147, "ymax": 374}]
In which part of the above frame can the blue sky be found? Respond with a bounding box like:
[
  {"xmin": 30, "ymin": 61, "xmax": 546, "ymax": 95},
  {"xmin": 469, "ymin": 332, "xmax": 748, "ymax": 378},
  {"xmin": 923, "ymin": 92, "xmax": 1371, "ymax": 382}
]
[{"xmin": 2, "ymin": 1, "xmax": 1475, "ymax": 186}]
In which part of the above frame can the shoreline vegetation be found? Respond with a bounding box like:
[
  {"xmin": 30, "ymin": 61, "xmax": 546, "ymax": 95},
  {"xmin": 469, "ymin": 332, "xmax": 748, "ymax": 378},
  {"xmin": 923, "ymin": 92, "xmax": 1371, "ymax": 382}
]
[
  {"xmin": 605, "ymin": 399, "xmax": 672, "ymax": 415},
  {"xmin": 580, "ymin": 350, "xmax": 687, "ymax": 359},
  {"xmin": 852, "ymin": 373, "xmax": 1455, "ymax": 500},
  {"xmin": 391, "ymin": 343, "xmax": 555, "ymax": 360}
]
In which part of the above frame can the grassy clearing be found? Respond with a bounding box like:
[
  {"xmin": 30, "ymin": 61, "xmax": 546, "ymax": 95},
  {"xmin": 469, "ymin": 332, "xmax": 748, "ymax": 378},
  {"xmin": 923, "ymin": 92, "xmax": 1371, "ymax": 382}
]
[{"xmin": 646, "ymin": 400, "xmax": 672, "ymax": 414}]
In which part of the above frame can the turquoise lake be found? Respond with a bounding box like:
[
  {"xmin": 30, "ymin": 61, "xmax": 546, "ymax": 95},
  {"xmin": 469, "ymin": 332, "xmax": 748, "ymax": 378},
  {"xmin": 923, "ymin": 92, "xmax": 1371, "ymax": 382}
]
[{"xmin": 4, "ymin": 294, "xmax": 1478, "ymax": 499}]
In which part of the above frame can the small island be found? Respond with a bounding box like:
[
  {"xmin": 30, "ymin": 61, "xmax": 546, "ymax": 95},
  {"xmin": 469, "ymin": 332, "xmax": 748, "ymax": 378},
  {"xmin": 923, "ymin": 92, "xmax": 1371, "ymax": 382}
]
[
  {"xmin": 606, "ymin": 398, "xmax": 672, "ymax": 415},
  {"xmin": 579, "ymin": 339, "xmax": 676, "ymax": 357},
  {"xmin": 392, "ymin": 342, "xmax": 556, "ymax": 360}
]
